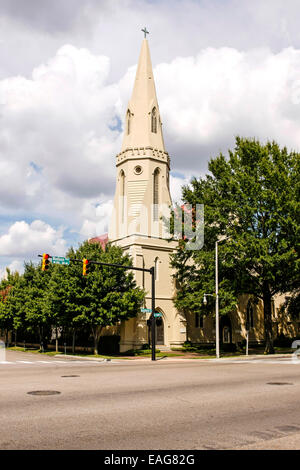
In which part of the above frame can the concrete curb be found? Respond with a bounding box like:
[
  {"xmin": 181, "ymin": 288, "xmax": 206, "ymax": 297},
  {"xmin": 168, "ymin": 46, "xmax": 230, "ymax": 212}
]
[
  {"xmin": 54, "ymin": 353, "xmax": 293, "ymax": 362},
  {"xmin": 54, "ymin": 354, "xmax": 111, "ymax": 362}
]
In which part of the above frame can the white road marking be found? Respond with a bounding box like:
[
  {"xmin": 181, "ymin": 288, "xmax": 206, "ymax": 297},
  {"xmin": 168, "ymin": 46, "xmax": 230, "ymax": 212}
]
[
  {"xmin": 17, "ymin": 361, "xmax": 34, "ymax": 364},
  {"xmin": 0, "ymin": 359, "xmax": 119, "ymax": 366},
  {"xmin": 212, "ymin": 359, "xmax": 296, "ymax": 365}
]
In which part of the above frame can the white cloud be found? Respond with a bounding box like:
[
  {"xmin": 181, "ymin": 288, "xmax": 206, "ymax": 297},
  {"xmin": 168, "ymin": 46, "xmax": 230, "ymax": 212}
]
[
  {"xmin": 170, "ymin": 174, "xmax": 191, "ymax": 204},
  {"xmin": 0, "ymin": 44, "xmax": 121, "ymax": 214},
  {"xmin": 155, "ymin": 46, "xmax": 300, "ymax": 172},
  {"xmin": 0, "ymin": 259, "xmax": 23, "ymax": 280},
  {"xmin": 0, "ymin": 36, "xmax": 300, "ymax": 252},
  {"xmin": 0, "ymin": 220, "xmax": 67, "ymax": 257},
  {"xmin": 80, "ymin": 199, "xmax": 114, "ymax": 238}
]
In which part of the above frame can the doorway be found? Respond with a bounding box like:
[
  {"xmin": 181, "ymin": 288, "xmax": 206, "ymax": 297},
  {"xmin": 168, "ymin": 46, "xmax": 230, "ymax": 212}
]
[
  {"xmin": 156, "ymin": 317, "xmax": 164, "ymax": 345},
  {"xmin": 147, "ymin": 314, "xmax": 165, "ymax": 345},
  {"xmin": 220, "ymin": 315, "xmax": 232, "ymax": 345}
]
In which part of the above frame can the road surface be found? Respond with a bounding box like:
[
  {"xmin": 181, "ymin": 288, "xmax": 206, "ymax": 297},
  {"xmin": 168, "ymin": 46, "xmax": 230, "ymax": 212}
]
[{"xmin": 1, "ymin": 350, "xmax": 300, "ymax": 450}]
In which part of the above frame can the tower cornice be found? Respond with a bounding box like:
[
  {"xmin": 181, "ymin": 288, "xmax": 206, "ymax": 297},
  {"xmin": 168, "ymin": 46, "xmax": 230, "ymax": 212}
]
[{"xmin": 116, "ymin": 146, "xmax": 170, "ymax": 169}]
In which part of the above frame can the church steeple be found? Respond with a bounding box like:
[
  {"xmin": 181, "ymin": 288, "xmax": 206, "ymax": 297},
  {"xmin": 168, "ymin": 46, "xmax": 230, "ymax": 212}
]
[
  {"xmin": 110, "ymin": 34, "xmax": 172, "ymax": 243},
  {"xmin": 121, "ymin": 38, "xmax": 165, "ymax": 153},
  {"xmin": 108, "ymin": 31, "xmax": 183, "ymax": 355}
]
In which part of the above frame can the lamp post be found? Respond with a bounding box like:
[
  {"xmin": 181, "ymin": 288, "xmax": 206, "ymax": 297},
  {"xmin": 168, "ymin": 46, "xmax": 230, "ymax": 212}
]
[{"xmin": 203, "ymin": 236, "xmax": 231, "ymax": 359}]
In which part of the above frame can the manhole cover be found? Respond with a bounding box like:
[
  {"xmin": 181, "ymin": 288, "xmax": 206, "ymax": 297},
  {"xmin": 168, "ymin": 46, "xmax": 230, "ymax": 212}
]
[
  {"xmin": 267, "ymin": 382, "xmax": 293, "ymax": 386},
  {"xmin": 27, "ymin": 390, "xmax": 61, "ymax": 396},
  {"xmin": 61, "ymin": 375, "xmax": 80, "ymax": 378}
]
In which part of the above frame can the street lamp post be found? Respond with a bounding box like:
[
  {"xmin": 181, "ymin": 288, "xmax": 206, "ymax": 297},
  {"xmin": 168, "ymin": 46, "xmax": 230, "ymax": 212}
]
[
  {"xmin": 215, "ymin": 240, "xmax": 220, "ymax": 359},
  {"xmin": 204, "ymin": 236, "xmax": 231, "ymax": 359}
]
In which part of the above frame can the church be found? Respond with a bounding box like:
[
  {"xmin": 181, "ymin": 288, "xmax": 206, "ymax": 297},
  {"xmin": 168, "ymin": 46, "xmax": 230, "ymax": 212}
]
[
  {"xmin": 91, "ymin": 35, "xmax": 298, "ymax": 353},
  {"xmin": 91, "ymin": 35, "xmax": 185, "ymax": 352}
]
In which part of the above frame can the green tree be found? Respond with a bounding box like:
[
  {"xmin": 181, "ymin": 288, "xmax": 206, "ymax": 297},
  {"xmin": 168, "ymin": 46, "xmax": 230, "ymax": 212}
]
[
  {"xmin": 171, "ymin": 137, "xmax": 299, "ymax": 354},
  {"xmin": 0, "ymin": 268, "xmax": 21, "ymax": 345},
  {"xmin": 3, "ymin": 262, "xmax": 52, "ymax": 347},
  {"xmin": 46, "ymin": 241, "xmax": 145, "ymax": 354}
]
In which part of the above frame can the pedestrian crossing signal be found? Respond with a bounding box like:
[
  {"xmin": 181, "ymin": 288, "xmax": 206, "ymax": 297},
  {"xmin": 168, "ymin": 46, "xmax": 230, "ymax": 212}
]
[
  {"xmin": 42, "ymin": 253, "xmax": 50, "ymax": 271},
  {"xmin": 83, "ymin": 258, "xmax": 89, "ymax": 276}
]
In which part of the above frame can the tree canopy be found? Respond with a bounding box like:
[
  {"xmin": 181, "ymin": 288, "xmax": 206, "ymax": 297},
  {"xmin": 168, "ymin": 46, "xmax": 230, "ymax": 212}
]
[
  {"xmin": 171, "ymin": 137, "xmax": 299, "ymax": 353},
  {"xmin": 0, "ymin": 241, "xmax": 145, "ymax": 353}
]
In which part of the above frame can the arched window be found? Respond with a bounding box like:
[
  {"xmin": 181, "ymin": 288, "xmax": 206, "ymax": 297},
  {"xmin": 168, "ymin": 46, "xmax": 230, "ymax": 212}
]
[
  {"xmin": 195, "ymin": 313, "xmax": 204, "ymax": 328},
  {"xmin": 153, "ymin": 168, "xmax": 159, "ymax": 221},
  {"xmin": 127, "ymin": 110, "xmax": 131, "ymax": 135},
  {"xmin": 120, "ymin": 170, "xmax": 125, "ymax": 223},
  {"xmin": 246, "ymin": 300, "xmax": 254, "ymax": 330},
  {"xmin": 151, "ymin": 107, "xmax": 157, "ymax": 133},
  {"xmin": 154, "ymin": 257, "xmax": 159, "ymax": 281},
  {"xmin": 223, "ymin": 326, "xmax": 231, "ymax": 343}
]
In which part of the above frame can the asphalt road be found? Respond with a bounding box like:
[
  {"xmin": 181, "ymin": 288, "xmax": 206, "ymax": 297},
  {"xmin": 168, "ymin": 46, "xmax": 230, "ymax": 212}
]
[{"xmin": 1, "ymin": 350, "xmax": 300, "ymax": 450}]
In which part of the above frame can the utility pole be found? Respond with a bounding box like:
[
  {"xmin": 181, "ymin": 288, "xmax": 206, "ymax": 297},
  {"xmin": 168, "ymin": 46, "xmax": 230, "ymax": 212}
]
[
  {"xmin": 215, "ymin": 240, "xmax": 220, "ymax": 359},
  {"xmin": 204, "ymin": 236, "xmax": 231, "ymax": 359},
  {"xmin": 150, "ymin": 266, "xmax": 156, "ymax": 361}
]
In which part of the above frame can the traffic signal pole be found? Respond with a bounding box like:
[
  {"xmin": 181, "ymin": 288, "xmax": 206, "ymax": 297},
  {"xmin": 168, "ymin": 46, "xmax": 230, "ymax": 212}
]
[
  {"xmin": 38, "ymin": 255, "xmax": 157, "ymax": 361},
  {"xmin": 150, "ymin": 266, "xmax": 156, "ymax": 362}
]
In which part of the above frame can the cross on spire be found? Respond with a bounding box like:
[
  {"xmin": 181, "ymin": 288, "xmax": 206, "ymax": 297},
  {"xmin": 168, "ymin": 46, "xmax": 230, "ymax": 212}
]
[{"xmin": 141, "ymin": 27, "xmax": 149, "ymax": 39}]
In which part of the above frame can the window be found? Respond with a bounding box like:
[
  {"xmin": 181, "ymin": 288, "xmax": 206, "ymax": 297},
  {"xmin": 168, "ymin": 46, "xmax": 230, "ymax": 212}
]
[
  {"xmin": 271, "ymin": 299, "xmax": 277, "ymax": 318},
  {"xmin": 153, "ymin": 168, "xmax": 159, "ymax": 221},
  {"xmin": 154, "ymin": 257, "xmax": 159, "ymax": 281},
  {"xmin": 195, "ymin": 313, "xmax": 204, "ymax": 328},
  {"xmin": 246, "ymin": 300, "xmax": 254, "ymax": 330},
  {"xmin": 151, "ymin": 107, "xmax": 157, "ymax": 133},
  {"xmin": 120, "ymin": 170, "xmax": 125, "ymax": 223},
  {"xmin": 127, "ymin": 110, "xmax": 131, "ymax": 135},
  {"xmin": 223, "ymin": 326, "xmax": 231, "ymax": 343},
  {"xmin": 134, "ymin": 165, "xmax": 142, "ymax": 175}
]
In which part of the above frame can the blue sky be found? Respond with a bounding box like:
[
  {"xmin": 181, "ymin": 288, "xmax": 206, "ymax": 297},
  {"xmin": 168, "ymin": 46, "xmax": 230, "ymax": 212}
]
[{"xmin": 0, "ymin": 0, "xmax": 299, "ymax": 277}]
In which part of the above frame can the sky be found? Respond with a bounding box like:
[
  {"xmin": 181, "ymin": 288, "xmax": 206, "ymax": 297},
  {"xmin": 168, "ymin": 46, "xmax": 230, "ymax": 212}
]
[{"xmin": 0, "ymin": 0, "xmax": 300, "ymax": 277}]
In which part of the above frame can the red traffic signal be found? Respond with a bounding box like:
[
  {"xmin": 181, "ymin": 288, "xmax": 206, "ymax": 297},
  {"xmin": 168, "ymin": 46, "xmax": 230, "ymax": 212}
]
[
  {"xmin": 42, "ymin": 253, "xmax": 50, "ymax": 271},
  {"xmin": 83, "ymin": 258, "xmax": 89, "ymax": 276}
]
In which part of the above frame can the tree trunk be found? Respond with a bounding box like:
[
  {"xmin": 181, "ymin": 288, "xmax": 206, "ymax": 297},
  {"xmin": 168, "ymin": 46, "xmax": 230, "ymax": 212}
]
[
  {"xmin": 92, "ymin": 326, "xmax": 102, "ymax": 355},
  {"xmin": 55, "ymin": 326, "xmax": 58, "ymax": 353},
  {"xmin": 263, "ymin": 283, "xmax": 274, "ymax": 354},
  {"xmin": 38, "ymin": 326, "xmax": 43, "ymax": 351},
  {"xmin": 72, "ymin": 329, "xmax": 76, "ymax": 354},
  {"xmin": 94, "ymin": 336, "xmax": 98, "ymax": 355}
]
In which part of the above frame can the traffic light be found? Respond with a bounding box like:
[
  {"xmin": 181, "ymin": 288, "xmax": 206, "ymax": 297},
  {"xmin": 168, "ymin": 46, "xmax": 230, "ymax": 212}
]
[
  {"xmin": 83, "ymin": 258, "xmax": 89, "ymax": 276},
  {"xmin": 42, "ymin": 253, "xmax": 50, "ymax": 271}
]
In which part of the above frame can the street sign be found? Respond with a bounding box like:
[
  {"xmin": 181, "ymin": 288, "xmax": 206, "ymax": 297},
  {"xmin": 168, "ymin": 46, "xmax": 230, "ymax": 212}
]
[
  {"xmin": 154, "ymin": 312, "xmax": 162, "ymax": 318},
  {"xmin": 52, "ymin": 256, "xmax": 70, "ymax": 266},
  {"xmin": 140, "ymin": 308, "xmax": 152, "ymax": 313}
]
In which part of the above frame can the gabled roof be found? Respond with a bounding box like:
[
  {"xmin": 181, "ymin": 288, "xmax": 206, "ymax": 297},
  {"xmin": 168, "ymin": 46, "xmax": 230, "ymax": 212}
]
[{"xmin": 89, "ymin": 233, "xmax": 109, "ymax": 250}]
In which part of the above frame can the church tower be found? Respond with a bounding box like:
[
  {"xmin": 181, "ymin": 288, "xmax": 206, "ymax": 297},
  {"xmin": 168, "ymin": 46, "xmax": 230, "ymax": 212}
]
[{"xmin": 109, "ymin": 34, "xmax": 186, "ymax": 352}]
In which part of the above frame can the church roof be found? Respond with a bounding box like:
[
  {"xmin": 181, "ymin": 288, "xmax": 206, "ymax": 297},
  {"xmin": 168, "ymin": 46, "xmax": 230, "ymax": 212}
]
[
  {"xmin": 89, "ymin": 233, "xmax": 109, "ymax": 250},
  {"xmin": 121, "ymin": 38, "xmax": 165, "ymax": 152}
]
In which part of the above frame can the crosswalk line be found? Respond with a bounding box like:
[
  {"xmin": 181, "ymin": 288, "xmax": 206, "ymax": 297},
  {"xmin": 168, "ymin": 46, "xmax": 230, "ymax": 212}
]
[
  {"xmin": 0, "ymin": 359, "xmax": 119, "ymax": 366},
  {"xmin": 17, "ymin": 361, "xmax": 34, "ymax": 364}
]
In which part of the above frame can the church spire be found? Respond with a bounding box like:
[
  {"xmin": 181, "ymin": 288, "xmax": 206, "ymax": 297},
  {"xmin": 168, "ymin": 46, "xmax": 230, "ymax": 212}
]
[{"xmin": 121, "ymin": 37, "xmax": 165, "ymax": 152}]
